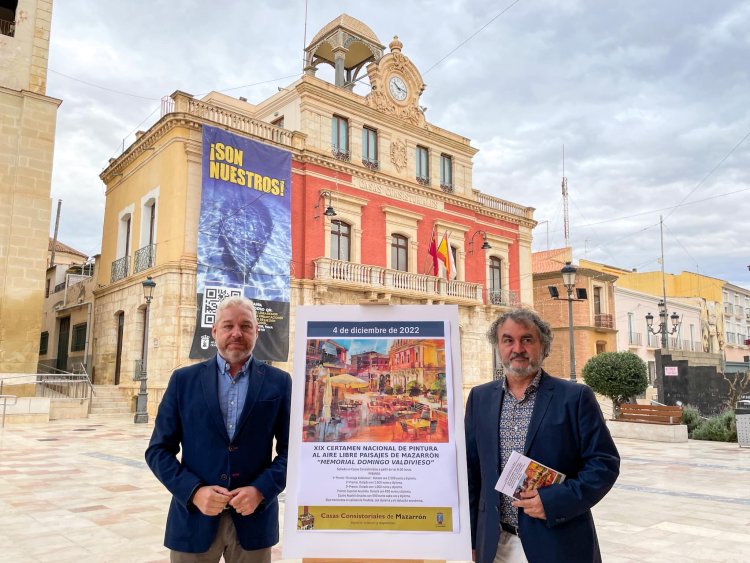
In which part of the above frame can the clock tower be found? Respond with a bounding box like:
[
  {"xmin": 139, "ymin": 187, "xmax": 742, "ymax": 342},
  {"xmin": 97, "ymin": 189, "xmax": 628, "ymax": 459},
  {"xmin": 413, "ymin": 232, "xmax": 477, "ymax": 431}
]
[{"xmin": 365, "ymin": 36, "xmax": 427, "ymax": 127}]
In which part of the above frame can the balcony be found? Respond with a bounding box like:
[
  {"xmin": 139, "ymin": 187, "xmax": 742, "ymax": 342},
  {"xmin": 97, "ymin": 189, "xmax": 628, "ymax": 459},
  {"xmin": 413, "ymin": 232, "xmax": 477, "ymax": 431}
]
[
  {"xmin": 416, "ymin": 175, "xmax": 430, "ymax": 187},
  {"xmin": 724, "ymin": 303, "xmax": 733, "ymax": 315},
  {"xmin": 487, "ymin": 289, "xmax": 520, "ymax": 307},
  {"xmin": 313, "ymin": 257, "xmax": 483, "ymax": 304},
  {"xmin": 0, "ymin": 18, "xmax": 15, "ymax": 37},
  {"xmin": 628, "ymin": 332, "xmax": 643, "ymax": 346},
  {"xmin": 111, "ymin": 256, "xmax": 130, "ymax": 283},
  {"xmin": 362, "ymin": 158, "xmax": 379, "ymax": 171},
  {"xmin": 134, "ymin": 244, "xmax": 156, "ymax": 273},
  {"xmin": 331, "ymin": 146, "xmax": 350, "ymax": 162},
  {"xmin": 440, "ymin": 183, "xmax": 455, "ymax": 194},
  {"xmin": 594, "ymin": 313, "xmax": 614, "ymax": 329}
]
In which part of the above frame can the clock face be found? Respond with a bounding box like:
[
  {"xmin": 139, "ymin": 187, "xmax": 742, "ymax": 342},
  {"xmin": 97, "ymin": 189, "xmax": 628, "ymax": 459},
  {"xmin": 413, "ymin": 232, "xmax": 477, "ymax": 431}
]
[{"xmin": 389, "ymin": 76, "xmax": 408, "ymax": 101}]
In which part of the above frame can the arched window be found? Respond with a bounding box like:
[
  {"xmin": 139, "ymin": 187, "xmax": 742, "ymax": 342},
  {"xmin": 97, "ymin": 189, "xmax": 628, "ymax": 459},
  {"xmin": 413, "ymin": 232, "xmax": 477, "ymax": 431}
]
[
  {"xmin": 391, "ymin": 234, "xmax": 409, "ymax": 271},
  {"xmin": 330, "ymin": 220, "xmax": 350, "ymax": 261},
  {"xmin": 489, "ymin": 257, "xmax": 502, "ymax": 304}
]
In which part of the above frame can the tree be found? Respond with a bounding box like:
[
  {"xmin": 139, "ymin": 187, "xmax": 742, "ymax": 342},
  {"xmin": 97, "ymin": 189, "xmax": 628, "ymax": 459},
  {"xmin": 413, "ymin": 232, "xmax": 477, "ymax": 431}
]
[
  {"xmin": 430, "ymin": 374, "xmax": 447, "ymax": 408},
  {"xmin": 582, "ymin": 352, "xmax": 648, "ymax": 419},
  {"xmin": 406, "ymin": 380, "xmax": 424, "ymax": 397}
]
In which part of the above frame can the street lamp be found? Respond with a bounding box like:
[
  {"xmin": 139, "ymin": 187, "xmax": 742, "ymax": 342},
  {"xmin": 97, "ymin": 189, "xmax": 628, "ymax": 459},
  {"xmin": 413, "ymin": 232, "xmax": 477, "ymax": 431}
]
[
  {"xmin": 645, "ymin": 300, "xmax": 680, "ymax": 349},
  {"xmin": 134, "ymin": 276, "xmax": 156, "ymax": 423},
  {"xmin": 560, "ymin": 262, "xmax": 578, "ymax": 382}
]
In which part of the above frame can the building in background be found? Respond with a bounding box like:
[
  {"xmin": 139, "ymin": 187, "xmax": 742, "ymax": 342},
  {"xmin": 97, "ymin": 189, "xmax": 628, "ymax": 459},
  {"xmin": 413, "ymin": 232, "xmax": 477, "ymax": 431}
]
[
  {"xmin": 92, "ymin": 15, "xmax": 536, "ymax": 416},
  {"xmin": 532, "ymin": 249, "xmax": 618, "ymax": 380},
  {"xmin": 721, "ymin": 283, "xmax": 750, "ymax": 375},
  {"xmin": 39, "ymin": 238, "xmax": 97, "ymax": 376},
  {"xmin": 0, "ymin": 0, "xmax": 60, "ymax": 373}
]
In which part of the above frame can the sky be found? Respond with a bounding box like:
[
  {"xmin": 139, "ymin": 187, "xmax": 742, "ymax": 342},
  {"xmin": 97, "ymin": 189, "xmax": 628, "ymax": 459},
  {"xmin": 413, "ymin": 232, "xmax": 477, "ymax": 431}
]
[{"xmin": 46, "ymin": 1, "xmax": 750, "ymax": 289}]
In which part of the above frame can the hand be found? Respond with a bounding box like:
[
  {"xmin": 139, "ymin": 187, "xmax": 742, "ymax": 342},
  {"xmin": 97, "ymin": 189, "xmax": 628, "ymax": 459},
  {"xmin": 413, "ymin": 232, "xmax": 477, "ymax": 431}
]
[
  {"xmin": 228, "ymin": 485, "xmax": 264, "ymax": 516},
  {"xmin": 512, "ymin": 488, "xmax": 546, "ymax": 520},
  {"xmin": 192, "ymin": 485, "xmax": 232, "ymax": 516},
  {"xmin": 472, "ymin": 548, "xmax": 476, "ymax": 562}
]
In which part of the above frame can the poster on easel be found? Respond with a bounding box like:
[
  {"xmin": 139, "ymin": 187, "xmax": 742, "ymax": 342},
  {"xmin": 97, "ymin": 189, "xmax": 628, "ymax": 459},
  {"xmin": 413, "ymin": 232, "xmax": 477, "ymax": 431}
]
[{"xmin": 283, "ymin": 304, "xmax": 471, "ymax": 560}]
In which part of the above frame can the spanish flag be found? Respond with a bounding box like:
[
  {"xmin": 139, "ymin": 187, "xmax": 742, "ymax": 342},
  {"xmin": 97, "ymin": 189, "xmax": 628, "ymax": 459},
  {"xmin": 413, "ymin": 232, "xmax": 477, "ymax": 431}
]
[{"xmin": 437, "ymin": 231, "xmax": 457, "ymax": 280}]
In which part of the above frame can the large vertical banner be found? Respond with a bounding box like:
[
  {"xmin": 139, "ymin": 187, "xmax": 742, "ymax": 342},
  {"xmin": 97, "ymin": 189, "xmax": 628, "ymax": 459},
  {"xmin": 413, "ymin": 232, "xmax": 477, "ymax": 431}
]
[
  {"xmin": 189, "ymin": 125, "xmax": 291, "ymax": 361},
  {"xmin": 283, "ymin": 304, "xmax": 471, "ymax": 560}
]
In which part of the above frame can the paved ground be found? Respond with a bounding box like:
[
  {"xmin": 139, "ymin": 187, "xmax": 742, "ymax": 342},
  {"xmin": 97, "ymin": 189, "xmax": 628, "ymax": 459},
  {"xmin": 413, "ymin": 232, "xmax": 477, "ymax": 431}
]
[{"xmin": 1, "ymin": 415, "xmax": 749, "ymax": 562}]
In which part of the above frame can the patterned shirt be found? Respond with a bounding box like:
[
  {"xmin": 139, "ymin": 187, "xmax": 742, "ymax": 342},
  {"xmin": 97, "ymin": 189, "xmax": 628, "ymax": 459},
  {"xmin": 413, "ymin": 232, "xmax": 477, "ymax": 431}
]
[
  {"xmin": 498, "ymin": 370, "xmax": 542, "ymax": 527},
  {"xmin": 216, "ymin": 354, "xmax": 252, "ymax": 441}
]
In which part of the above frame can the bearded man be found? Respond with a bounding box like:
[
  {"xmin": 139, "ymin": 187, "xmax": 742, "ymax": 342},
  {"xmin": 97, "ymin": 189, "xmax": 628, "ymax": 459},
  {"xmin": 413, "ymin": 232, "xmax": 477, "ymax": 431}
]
[{"xmin": 465, "ymin": 308, "xmax": 620, "ymax": 563}]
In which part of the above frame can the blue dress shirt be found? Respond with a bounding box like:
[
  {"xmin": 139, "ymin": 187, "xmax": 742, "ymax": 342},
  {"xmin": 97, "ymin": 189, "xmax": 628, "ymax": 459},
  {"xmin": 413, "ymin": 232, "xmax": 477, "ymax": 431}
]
[{"xmin": 216, "ymin": 354, "xmax": 252, "ymax": 441}]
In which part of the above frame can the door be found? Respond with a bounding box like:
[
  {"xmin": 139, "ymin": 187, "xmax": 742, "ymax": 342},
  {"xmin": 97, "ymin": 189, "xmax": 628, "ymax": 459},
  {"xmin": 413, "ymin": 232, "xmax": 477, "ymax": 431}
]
[
  {"xmin": 56, "ymin": 317, "xmax": 70, "ymax": 372},
  {"xmin": 114, "ymin": 312, "xmax": 124, "ymax": 385}
]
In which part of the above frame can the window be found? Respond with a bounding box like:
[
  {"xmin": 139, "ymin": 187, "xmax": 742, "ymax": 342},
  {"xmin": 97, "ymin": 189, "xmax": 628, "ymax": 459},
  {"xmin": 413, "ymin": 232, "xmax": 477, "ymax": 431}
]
[
  {"xmin": 489, "ymin": 257, "xmax": 502, "ymax": 291},
  {"xmin": 362, "ymin": 126, "xmax": 378, "ymax": 169},
  {"xmin": 39, "ymin": 331, "xmax": 49, "ymax": 355},
  {"xmin": 45, "ymin": 278, "xmax": 50, "ymax": 298},
  {"xmin": 71, "ymin": 323, "xmax": 87, "ymax": 352},
  {"xmin": 271, "ymin": 116, "xmax": 284, "ymax": 128},
  {"xmin": 331, "ymin": 115, "xmax": 350, "ymax": 160},
  {"xmin": 330, "ymin": 220, "xmax": 351, "ymax": 261},
  {"xmin": 136, "ymin": 196, "xmax": 157, "ymax": 273},
  {"xmin": 440, "ymin": 154, "xmax": 453, "ymax": 192},
  {"xmin": 391, "ymin": 234, "xmax": 409, "ymax": 271},
  {"xmin": 416, "ymin": 145, "xmax": 429, "ymax": 185},
  {"xmin": 593, "ymin": 286, "xmax": 602, "ymax": 316}
]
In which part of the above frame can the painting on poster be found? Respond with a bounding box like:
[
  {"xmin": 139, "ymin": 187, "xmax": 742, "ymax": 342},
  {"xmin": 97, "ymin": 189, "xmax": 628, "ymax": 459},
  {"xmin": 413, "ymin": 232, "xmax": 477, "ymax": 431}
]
[{"xmin": 283, "ymin": 305, "xmax": 471, "ymax": 561}]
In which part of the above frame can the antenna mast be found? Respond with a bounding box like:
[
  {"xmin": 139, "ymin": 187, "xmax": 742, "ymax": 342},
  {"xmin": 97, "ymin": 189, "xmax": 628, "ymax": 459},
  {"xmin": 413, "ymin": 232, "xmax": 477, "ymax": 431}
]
[{"xmin": 562, "ymin": 146, "xmax": 570, "ymax": 248}]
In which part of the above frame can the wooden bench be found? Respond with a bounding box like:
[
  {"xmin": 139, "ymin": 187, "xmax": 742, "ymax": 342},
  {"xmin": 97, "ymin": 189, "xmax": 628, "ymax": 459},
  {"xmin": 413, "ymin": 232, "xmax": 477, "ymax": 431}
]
[{"xmin": 619, "ymin": 404, "xmax": 683, "ymax": 425}]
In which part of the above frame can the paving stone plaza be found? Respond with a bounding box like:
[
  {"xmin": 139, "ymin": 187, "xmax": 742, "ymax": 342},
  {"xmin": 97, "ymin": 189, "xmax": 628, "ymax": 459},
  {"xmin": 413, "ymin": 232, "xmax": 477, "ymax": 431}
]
[{"xmin": 1, "ymin": 415, "xmax": 748, "ymax": 562}]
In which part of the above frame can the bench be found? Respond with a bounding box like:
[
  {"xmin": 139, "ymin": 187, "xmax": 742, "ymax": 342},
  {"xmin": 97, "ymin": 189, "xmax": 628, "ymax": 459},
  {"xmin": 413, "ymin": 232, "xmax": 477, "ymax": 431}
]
[{"xmin": 618, "ymin": 404, "xmax": 683, "ymax": 424}]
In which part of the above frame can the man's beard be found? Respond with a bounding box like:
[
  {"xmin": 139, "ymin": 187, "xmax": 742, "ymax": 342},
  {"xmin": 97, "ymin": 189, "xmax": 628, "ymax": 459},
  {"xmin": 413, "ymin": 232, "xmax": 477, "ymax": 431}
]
[{"xmin": 502, "ymin": 353, "xmax": 541, "ymax": 378}]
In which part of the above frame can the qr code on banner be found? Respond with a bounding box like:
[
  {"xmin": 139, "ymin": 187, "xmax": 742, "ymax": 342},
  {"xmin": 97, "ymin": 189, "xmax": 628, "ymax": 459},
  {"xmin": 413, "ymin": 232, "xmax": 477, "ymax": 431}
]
[{"xmin": 202, "ymin": 286, "xmax": 242, "ymax": 327}]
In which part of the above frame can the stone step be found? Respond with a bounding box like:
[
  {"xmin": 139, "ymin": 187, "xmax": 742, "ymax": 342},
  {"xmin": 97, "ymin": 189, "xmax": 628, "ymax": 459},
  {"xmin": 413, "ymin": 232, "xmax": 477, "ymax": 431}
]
[{"xmin": 90, "ymin": 405, "xmax": 132, "ymax": 414}]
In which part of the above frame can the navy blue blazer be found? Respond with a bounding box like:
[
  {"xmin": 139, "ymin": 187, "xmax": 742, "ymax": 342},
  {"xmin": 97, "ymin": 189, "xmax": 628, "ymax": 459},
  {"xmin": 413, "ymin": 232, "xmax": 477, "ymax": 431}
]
[
  {"xmin": 146, "ymin": 356, "xmax": 292, "ymax": 553},
  {"xmin": 465, "ymin": 371, "xmax": 620, "ymax": 563}
]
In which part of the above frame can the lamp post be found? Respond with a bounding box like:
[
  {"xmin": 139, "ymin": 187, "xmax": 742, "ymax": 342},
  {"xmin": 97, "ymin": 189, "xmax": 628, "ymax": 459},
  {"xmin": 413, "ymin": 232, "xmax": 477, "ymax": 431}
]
[
  {"xmin": 134, "ymin": 276, "xmax": 156, "ymax": 423},
  {"xmin": 645, "ymin": 300, "xmax": 680, "ymax": 349},
  {"xmin": 561, "ymin": 262, "xmax": 578, "ymax": 382}
]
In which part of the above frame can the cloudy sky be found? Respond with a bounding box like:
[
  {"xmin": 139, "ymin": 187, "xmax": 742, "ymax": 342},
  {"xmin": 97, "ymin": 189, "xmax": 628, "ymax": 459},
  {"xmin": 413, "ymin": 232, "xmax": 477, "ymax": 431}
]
[{"xmin": 46, "ymin": 1, "xmax": 750, "ymax": 288}]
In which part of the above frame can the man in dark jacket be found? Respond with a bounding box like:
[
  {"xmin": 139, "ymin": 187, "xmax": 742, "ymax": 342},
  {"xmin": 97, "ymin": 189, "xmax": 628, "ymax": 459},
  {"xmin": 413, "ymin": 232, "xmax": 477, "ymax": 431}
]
[
  {"xmin": 465, "ymin": 308, "xmax": 619, "ymax": 563},
  {"xmin": 146, "ymin": 296, "xmax": 291, "ymax": 562}
]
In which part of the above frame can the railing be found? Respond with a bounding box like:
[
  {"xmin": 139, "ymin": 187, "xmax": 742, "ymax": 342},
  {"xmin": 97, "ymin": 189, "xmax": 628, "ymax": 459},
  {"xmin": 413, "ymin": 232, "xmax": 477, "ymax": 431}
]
[
  {"xmin": 314, "ymin": 257, "xmax": 483, "ymax": 303},
  {"xmin": 724, "ymin": 303, "xmax": 733, "ymax": 315},
  {"xmin": 416, "ymin": 176, "xmax": 430, "ymax": 187},
  {"xmin": 628, "ymin": 332, "xmax": 643, "ymax": 346},
  {"xmin": 669, "ymin": 337, "xmax": 681, "ymax": 349},
  {"xmin": 111, "ymin": 255, "xmax": 130, "ymax": 282},
  {"xmin": 54, "ymin": 281, "xmax": 66, "ymax": 293},
  {"xmin": 594, "ymin": 313, "xmax": 614, "ymax": 329},
  {"xmin": 1, "ymin": 395, "xmax": 17, "ymax": 427},
  {"xmin": 0, "ymin": 18, "xmax": 15, "ymax": 37},
  {"xmin": 331, "ymin": 146, "xmax": 350, "ymax": 161},
  {"xmin": 440, "ymin": 183, "xmax": 455, "ymax": 194},
  {"xmin": 487, "ymin": 289, "xmax": 520, "ymax": 306},
  {"xmin": 362, "ymin": 158, "xmax": 379, "ymax": 171},
  {"xmin": 134, "ymin": 244, "xmax": 156, "ymax": 273},
  {"xmin": 474, "ymin": 192, "xmax": 535, "ymax": 220},
  {"xmin": 183, "ymin": 96, "xmax": 294, "ymax": 146},
  {"xmin": 0, "ymin": 370, "xmax": 94, "ymax": 401}
]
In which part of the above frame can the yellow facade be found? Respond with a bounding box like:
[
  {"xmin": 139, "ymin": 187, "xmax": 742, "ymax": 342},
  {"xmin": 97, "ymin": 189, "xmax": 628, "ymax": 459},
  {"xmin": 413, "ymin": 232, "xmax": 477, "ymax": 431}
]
[{"xmin": 0, "ymin": 0, "xmax": 60, "ymax": 373}]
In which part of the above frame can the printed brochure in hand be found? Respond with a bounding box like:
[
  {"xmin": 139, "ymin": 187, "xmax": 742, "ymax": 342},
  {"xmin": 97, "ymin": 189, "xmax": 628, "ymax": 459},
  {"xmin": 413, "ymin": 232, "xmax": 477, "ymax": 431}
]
[{"xmin": 495, "ymin": 451, "xmax": 565, "ymax": 499}]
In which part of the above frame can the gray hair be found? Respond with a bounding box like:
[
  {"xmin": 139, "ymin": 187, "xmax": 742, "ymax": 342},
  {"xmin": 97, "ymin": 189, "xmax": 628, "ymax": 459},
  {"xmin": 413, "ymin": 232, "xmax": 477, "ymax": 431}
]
[
  {"xmin": 486, "ymin": 308, "xmax": 553, "ymax": 359},
  {"xmin": 215, "ymin": 295, "xmax": 257, "ymax": 324}
]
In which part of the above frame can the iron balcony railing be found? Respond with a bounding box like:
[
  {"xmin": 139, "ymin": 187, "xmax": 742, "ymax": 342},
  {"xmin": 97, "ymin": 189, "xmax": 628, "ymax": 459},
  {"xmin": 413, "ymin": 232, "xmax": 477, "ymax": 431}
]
[
  {"xmin": 487, "ymin": 289, "xmax": 520, "ymax": 307},
  {"xmin": 331, "ymin": 146, "xmax": 350, "ymax": 161},
  {"xmin": 628, "ymin": 332, "xmax": 643, "ymax": 346},
  {"xmin": 595, "ymin": 313, "xmax": 614, "ymax": 329},
  {"xmin": 440, "ymin": 183, "xmax": 455, "ymax": 194},
  {"xmin": 416, "ymin": 175, "xmax": 430, "ymax": 187},
  {"xmin": 134, "ymin": 244, "xmax": 156, "ymax": 273},
  {"xmin": 362, "ymin": 158, "xmax": 379, "ymax": 171},
  {"xmin": 111, "ymin": 255, "xmax": 130, "ymax": 282}
]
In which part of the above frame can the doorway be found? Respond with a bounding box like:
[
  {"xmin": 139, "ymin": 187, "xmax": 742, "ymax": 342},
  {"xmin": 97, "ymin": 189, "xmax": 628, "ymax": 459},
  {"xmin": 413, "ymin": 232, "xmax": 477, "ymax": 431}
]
[{"xmin": 56, "ymin": 317, "xmax": 70, "ymax": 372}]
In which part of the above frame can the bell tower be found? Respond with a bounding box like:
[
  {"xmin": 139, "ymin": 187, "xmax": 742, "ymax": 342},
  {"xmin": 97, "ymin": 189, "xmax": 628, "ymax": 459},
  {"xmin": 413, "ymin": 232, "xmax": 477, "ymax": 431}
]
[{"xmin": 0, "ymin": 0, "xmax": 61, "ymax": 373}]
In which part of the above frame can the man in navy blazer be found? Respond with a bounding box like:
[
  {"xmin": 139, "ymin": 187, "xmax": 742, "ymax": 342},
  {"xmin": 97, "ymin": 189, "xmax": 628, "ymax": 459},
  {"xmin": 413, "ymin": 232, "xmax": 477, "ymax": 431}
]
[
  {"xmin": 465, "ymin": 309, "xmax": 619, "ymax": 563},
  {"xmin": 146, "ymin": 296, "xmax": 291, "ymax": 562}
]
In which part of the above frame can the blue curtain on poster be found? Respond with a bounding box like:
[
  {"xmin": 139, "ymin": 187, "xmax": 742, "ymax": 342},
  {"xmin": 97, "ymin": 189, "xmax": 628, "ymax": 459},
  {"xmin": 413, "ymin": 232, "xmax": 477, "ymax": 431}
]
[{"xmin": 189, "ymin": 125, "xmax": 291, "ymax": 361}]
